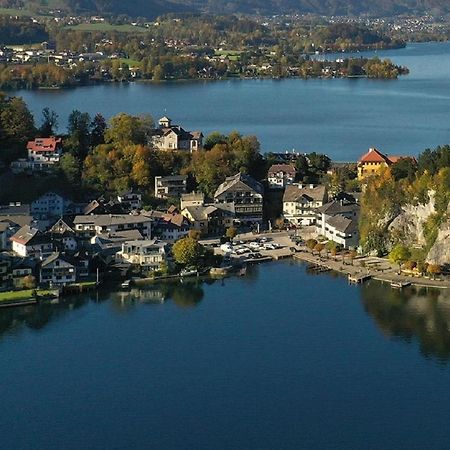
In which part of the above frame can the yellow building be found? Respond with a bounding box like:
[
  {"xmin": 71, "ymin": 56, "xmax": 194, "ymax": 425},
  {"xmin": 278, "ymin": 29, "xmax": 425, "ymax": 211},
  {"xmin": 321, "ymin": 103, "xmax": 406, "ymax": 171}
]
[{"xmin": 357, "ymin": 148, "xmax": 401, "ymax": 180}]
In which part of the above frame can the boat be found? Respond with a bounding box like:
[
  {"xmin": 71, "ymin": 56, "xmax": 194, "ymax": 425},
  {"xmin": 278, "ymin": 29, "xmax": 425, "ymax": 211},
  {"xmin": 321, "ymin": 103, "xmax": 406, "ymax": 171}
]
[
  {"xmin": 390, "ymin": 281, "xmax": 411, "ymax": 289},
  {"xmin": 180, "ymin": 269, "xmax": 198, "ymax": 278},
  {"xmin": 121, "ymin": 280, "xmax": 131, "ymax": 289}
]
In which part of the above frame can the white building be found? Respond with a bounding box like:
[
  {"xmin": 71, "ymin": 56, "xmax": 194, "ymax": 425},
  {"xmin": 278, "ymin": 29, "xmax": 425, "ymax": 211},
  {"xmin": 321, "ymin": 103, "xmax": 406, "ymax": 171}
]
[
  {"xmin": 10, "ymin": 225, "xmax": 53, "ymax": 258},
  {"xmin": 116, "ymin": 240, "xmax": 167, "ymax": 270},
  {"xmin": 154, "ymin": 175, "xmax": 188, "ymax": 199},
  {"xmin": 73, "ymin": 214, "xmax": 152, "ymax": 238},
  {"xmin": 268, "ymin": 164, "xmax": 296, "ymax": 189},
  {"xmin": 31, "ymin": 192, "xmax": 69, "ymax": 220},
  {"xmin": 283, "ymin": 184, "xmax": 327, "ymax": 226},
  {"xmin": 152, "ymin": 117, "xmax": 203, "ymax": 152},
  {"xmin": 316, "ymin": 200, "xmax": 360, "ymax": 249}
]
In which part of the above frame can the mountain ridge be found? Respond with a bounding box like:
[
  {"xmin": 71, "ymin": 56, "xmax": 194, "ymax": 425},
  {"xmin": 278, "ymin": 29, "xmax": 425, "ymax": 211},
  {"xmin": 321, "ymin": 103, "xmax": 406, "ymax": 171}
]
[{"xmin": 19, "ymin": 0, "xmax": 450, "ymax": 18}]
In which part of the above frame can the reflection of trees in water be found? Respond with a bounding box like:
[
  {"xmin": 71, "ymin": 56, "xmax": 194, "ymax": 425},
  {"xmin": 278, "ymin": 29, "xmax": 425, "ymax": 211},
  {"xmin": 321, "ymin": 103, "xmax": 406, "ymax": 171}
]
[
  {"xmin": 361, "ymin": 281, "xmax": 450, "ymax": 362},
  {"xmin": 0, "ymin": 294, "xmax": 94, "ymax": 340}
]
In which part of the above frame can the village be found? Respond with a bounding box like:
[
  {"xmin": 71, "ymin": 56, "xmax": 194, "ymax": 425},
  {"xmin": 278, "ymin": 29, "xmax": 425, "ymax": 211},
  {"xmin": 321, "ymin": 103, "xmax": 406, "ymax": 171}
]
[{"xmin": 2, "ymin": 113, "xmax": 445, "ymax": 304}]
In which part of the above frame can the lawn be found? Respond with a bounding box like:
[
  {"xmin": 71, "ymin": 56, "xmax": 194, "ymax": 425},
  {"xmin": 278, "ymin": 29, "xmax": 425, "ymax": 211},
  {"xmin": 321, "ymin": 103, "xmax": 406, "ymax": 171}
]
[
  {"xmin": 66, "ymin": 23, "xmax": 148, "ymax": 33},
  {"xmin": 0, "ymin": 7, "xmax": 37, "ymax": 16},
  {"xmin": 0, "ymin": 289, "xmax": 55, "ymax": 303},
  {"xmin": 119, "ymin": 58, "xmax": 141, "ymax": 67}
]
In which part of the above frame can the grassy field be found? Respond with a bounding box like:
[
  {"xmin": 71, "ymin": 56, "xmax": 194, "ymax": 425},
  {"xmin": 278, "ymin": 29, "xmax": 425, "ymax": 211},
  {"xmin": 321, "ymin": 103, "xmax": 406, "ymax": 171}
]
[
  {"xmin": 66, "ymin": 23, "xmax": 148, "ymax": 33},
  {"xmin": 0, "ymin": 289, "xmax": 54, "ymax": 303},
  {"xmin": 119, "ymin": 58, "xmax": 141, "ymax": 66},
  {"xmin": 215, "ymin": 50, "xmax": 243, "ymax": 61},
  {"xmin": 0, "ymin": 7, "xmax": 37, "ymax": 16}
]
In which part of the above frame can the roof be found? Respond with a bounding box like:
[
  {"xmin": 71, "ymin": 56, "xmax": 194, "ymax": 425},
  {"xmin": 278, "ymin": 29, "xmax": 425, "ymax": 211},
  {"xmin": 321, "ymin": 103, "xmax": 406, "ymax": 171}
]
[
  {"xmin": 123, "ymin": 239, "xmax": 165, "ymax": 249},
  {"xmin": 326, "ymin": 215, "xmax": 357, "ymax": 234},
  {"xmin": 0, "ymin": 215, "xmax": 32, "ymax": 229},
  {"xmin": 27, "ymin": 136, "xmax": 62, "ymax": 153},
  {"xmin": 41, "ymin": 252, "xmax": 76, "ymax": 268},
  {"xmin": 181, "ymin": 192, "xmax": 204, "ymax": 202},
  {"xmin": 10, "ymin": 225, "xmax": 39, "ymax": 245},
  {"xmin": 316, "ymin": 200, "xmax": 359, "ymax": 216},
  {"xmin": 283, "ymin": 185, "xmax": 326, "ymax": 203},
  {"xmin": 155, "ymin": 175, "xmax": 188, "ymax": 183},
  {"xmin": 214, "ymin": 173, "xmax": 264, "ymax": 198},
  {"xmin": 358, "ymin": 148, "xmax": 390, "ymax": 163},
  {"xmin": 0, "ymin": 204, "xmax": 31, "ymax": 216},
  {"xmin": 74, "ymin": 214, "xmax": 151, "ymax": 227},
  {"xmin": 268, "ymin": 164, "xmax": 296, "ymax": 176}
]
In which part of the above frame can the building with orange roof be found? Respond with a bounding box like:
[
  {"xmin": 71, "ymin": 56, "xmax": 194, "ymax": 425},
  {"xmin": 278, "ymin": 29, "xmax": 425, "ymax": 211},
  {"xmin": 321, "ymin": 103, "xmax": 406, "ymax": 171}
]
[{"xmin": 357, "ymin": 147, "xmax": 408, "ymax": 180}]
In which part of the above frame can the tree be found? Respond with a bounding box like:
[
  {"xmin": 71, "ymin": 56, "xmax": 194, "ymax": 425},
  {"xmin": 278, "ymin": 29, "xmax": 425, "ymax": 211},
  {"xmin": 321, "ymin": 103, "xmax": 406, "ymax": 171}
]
[
  {"xmin": 60, "ymin": 153, "xmax": 81, "ymax": 185},
  {"xmin": 172, "ymin": 237, "xmax": 203, "ymax": 267},
  {"xmin": 39, "ymin": 107, "xmax": 58, "ymax": 137},
  {"xmin": 21, "ymin": 275, "xmax": 36, "ymax": 289},
  {"xmin": 389, "ymin": 244, "xmax": 411, "ymax": 272},
  {"xmin": 204, "ymin": 131, "xmax": 227, "ymax": 150},
  {"xmin": 391, "ymin": 158, "xmax": 416, "ymax": 181},
  {"xmin": 90, "ymin": 113, "xmax": 107, "ymax": 147},
  {"xmin": 188, "ymin": 229, "xmax": 201, "ymax": 240},
  {"xmin": 306, "ymin": 238, "xmax": 318, "ymax": 252},
  {"xmin": 226, "ymin": 226, "xmax": 237, "ymax": 240},
  {"xmin": 66, "ymin": 110, "xmax": 91, "ymax": 159},
  {"xmin": 427, "ymin": 264, "xmax": 441, "ymax": 280},
  {"xmin": 314, "ymin": 242, "xmax": 325, "ymax": 257},
  {"xmin": 105, "ymin": 113, "xmax": 153, "ymax": 147}
]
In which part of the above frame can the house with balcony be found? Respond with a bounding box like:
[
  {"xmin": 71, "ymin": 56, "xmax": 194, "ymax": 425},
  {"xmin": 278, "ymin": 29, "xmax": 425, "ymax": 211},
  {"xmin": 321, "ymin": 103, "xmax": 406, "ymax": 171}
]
[
  {"xmin": 154, "ymin": 175, "xmax": 188, "ymax": 199},
  {"xmin": 268, "ymin": 164, "xmax": 296, "ymax": 189},
  {"xmin": 40, "ymin": 252, "xmax": 77, "ymax": 285},
  {"xmin": 283, "ymin": 184, "xmax": 327, "ymax": 226},
  {"xmin": 152, "ymin": 117, "xmax": 203, "ymax": 152},
  {"xmin": 316, "ymin": 200, "xmax": 360, "ymax": 249},
  {"xmin": 11, "ymin": 137, "xmax": 63, "ymax": 174},
  {"xmin": 214, "ymin": 173, "xmax": 264, "ymax": 224},
  {"xmin": 10, "ymin": 225, "xmax": 53, "ymax": 258},
  {"xmin": 73, "ymin": 214, "xmax": 152, "ymax": 238},
  {"xmin": 116, "ymin": 240, "xmax": 167, "ymax": 271}
]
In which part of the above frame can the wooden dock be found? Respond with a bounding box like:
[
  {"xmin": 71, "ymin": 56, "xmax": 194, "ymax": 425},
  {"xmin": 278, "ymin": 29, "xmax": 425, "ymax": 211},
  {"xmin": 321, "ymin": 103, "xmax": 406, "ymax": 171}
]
[{"xmin": 348, "ymin": 274, "xmax": 372, "ymax": 284}]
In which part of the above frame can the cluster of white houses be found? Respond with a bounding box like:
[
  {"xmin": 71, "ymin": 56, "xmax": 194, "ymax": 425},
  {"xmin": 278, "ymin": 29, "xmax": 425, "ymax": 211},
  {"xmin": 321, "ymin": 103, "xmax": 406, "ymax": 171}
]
[
  {"xmin": 0, "ymin": 169, "xmax": 265, "ymax": 290},
  {"xmin": 1, "ymin": 127, "xmax": 368, "ymax": 291}
]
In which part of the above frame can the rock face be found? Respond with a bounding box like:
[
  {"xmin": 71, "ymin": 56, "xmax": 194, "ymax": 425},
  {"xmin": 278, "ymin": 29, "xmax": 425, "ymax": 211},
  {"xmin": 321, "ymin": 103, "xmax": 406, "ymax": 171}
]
[
  {"xmin": 387, "ymin": 192, "xmax": 436, "ymax": 247},
  {"xmin": 427, "ymin": 222, "xmax": 450, "ymax": 266}
]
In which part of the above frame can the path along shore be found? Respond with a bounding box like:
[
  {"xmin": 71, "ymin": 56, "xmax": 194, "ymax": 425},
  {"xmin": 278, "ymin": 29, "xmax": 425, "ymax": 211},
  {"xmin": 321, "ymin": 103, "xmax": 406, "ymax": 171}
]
[{"xmin": 222, "ymin": 231, "xmax": 450, "ymax": 290}]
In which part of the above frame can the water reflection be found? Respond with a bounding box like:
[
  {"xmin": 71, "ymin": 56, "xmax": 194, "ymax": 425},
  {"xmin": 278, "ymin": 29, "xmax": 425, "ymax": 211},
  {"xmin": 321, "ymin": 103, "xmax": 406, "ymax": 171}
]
[
  {"xmin": 361, "ymin": 281, "xmax": 450, "ymax": 362},
  {"xmin": 0, "ymin": 279, "xmax": 208, "ymax": 338}
]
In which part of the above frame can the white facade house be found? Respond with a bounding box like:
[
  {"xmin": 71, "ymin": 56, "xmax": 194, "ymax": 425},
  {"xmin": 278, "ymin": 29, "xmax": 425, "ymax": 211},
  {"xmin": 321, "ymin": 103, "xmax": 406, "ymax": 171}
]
[
  {"xmin": 152, "ymin": 117, "xmax": 203, "ymax": 152},
  {"xmin": 116, "ymin": 240, "xmax": 167, "ymax": 270},
  {"xmin": 10, "ymin": 225, "xmax": 53, "ymax": 258},
  {"xmin": 31, "ymin": 192, "xmax": 69, "ymax": 220},
  {"xmin": 268, "ymin": 164, "xmax": 296, "ymax": 189},
  {"xmin": 316, "ymin": 200, "xmax": 360, "ymax": 249},
  {"xmin": 154, "ymin": 175, "xmax": 188, "ymax": 199},
  {"xmin": 73, "ymin": 214, "xmax": 152, "ymax": 238},
  {"xmin": 40, "ymin": 252, "xmax": 76, "ymax": 285},
  {"xmin": 283, "ymin": 184, "xmax": 327, "ymax": 226},
  {"xmin": 117, "ymin": 190, "xmax": 142, "ymax": 210}
]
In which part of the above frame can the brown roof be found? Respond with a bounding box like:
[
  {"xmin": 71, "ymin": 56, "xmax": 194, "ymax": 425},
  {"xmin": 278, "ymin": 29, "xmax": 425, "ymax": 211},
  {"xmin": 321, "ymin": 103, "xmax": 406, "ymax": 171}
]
[
  {"xmin": 283, "ymin": 185, "xmax": 327, "ymax": 203},
  {"xmin": 358, "ymin": 148, "xmax": 390, "ymax": 164},
  {"xmin": 268, "ymin": 164, "xmax": 296, "ymax": 176},
  {"xmin": 27, "ymin": 136, "xmax": 62, "ymax": 153},
  {"xmin": 10, "ymin": 225, "xmax": 39, "ymax": 245}
]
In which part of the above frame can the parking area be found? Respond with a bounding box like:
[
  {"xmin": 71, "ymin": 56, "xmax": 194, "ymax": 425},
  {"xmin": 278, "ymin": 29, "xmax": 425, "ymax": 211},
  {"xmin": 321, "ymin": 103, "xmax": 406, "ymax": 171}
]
[{"xmin": 202, "ymin": 231, "xmax": 299, "ymax": 263}]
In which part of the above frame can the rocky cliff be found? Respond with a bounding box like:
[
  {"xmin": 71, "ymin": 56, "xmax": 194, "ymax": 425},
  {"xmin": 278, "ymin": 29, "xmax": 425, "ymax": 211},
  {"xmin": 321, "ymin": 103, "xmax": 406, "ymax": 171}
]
[{"xmin": 387, "ymin": 191, "xmax": 436, "ymax": 247}]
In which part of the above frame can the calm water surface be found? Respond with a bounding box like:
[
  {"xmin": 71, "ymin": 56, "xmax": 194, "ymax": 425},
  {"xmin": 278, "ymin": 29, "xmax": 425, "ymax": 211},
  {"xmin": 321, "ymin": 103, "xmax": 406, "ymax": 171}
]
[
  {"xmin": 12, "ymin": 41, "xmax": 450, "ymax": 160},
  {"xmin": 1, "ymin": 261, "xmax": 450, "ymax": 449}
]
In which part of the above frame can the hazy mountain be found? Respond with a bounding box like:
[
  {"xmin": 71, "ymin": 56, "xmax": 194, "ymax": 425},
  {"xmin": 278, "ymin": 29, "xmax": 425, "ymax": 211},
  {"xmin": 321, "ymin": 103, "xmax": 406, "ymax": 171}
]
[{"xmin": 21, "ymin": 0, "xmax": 450, "ymax": 17}]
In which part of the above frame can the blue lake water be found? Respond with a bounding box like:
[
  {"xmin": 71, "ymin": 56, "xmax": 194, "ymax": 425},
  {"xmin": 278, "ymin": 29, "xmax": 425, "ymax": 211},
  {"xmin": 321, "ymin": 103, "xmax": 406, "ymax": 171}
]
[
  {"xmin": 12, "ymin": 41, "xmax": 450, "ymax": 160},
  {"xmin": 1, "ymin": 261, "xmax": 450, "ymax": 449}
]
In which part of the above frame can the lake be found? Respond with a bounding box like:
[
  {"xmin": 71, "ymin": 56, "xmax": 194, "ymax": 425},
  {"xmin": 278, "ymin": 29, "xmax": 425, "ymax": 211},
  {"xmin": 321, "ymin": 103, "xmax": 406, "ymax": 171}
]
[
  {"xmin": 1, "ymin": 261, "xmax": 450, "ymax": 449},
  {"xmin": 12, "ymin": 41, "xmax": 450, "ymax": 161}
]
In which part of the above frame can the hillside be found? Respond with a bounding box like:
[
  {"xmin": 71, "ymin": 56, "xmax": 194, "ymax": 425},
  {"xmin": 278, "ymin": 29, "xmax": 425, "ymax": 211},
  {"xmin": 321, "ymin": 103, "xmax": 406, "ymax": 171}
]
[{"xmin": 14, "ymin": 0, "xmax": 450, "ymax": 18}]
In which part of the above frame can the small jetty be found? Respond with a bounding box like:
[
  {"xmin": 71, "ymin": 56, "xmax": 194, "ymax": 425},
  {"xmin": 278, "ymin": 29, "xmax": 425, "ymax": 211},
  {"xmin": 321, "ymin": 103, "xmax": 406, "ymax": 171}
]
[
  {"xmin": 390, "ymin": 281, "xmax": 411, "ymax": 289},
  {"xmin": 308, "ymin": 264, "xmax": 331, "ymax": 274},
  {"xmin": 348, "ymin": 274, "xmax": 372, "ymax": 284},
  {"xmin": 121, "ymin": 280, "xmax": 131, "ymax": 289}
]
